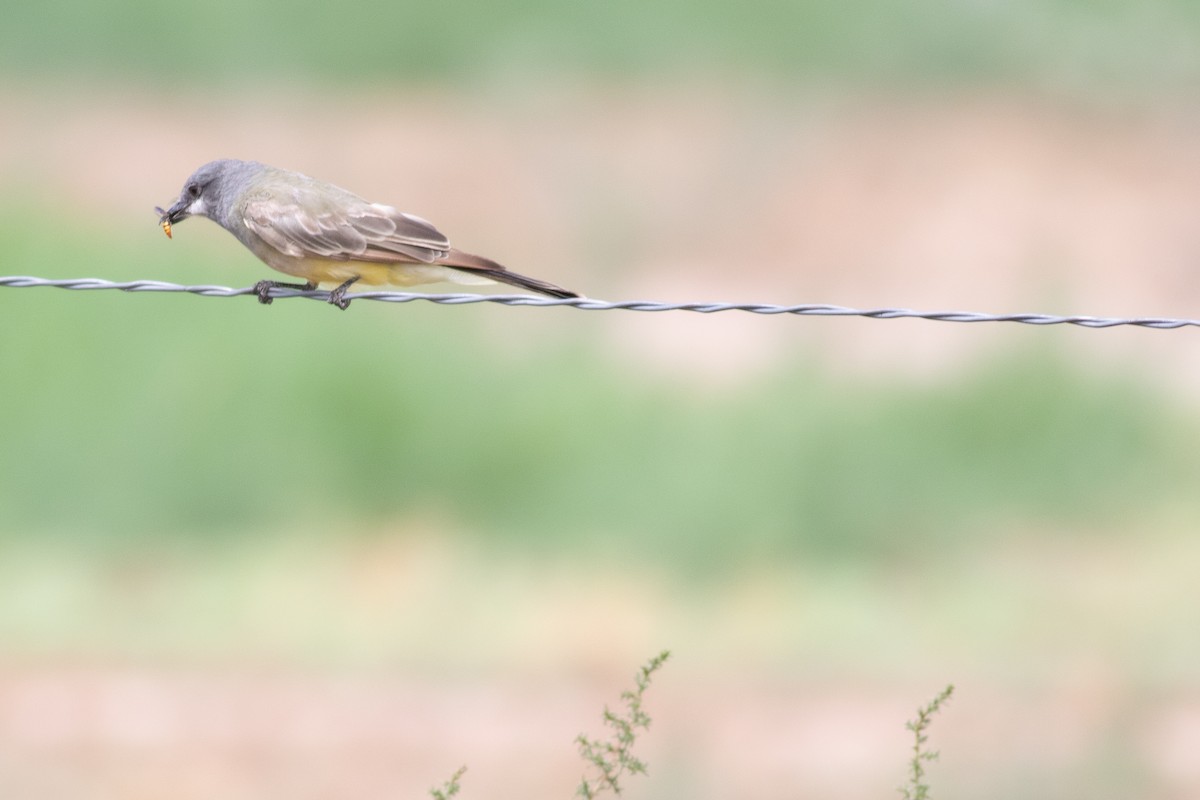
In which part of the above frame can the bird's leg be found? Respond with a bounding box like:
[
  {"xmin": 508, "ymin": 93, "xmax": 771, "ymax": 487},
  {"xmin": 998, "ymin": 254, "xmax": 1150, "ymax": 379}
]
[
  {"xmin": 253, "ymin": 279, "xmax": 317, "ymax": 305},
  {"xmin": 327, "ymin": 276, "xmax": 361, "ymax": 310}
]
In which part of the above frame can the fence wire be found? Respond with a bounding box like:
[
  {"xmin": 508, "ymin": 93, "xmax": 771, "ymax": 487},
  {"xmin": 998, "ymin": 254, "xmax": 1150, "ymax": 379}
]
[{"xmin": 1, "ymin": 275, "xmax": 1197, "ymax": 329}]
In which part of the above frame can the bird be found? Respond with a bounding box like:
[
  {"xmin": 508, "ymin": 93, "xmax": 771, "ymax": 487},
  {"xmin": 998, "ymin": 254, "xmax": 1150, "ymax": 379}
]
[{"xmin": 157, "ymin": 159, "xmax": 578, "ymax": 309}]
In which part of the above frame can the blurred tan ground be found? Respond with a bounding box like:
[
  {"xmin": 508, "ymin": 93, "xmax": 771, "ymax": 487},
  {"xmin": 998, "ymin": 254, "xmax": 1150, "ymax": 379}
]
[
  {"xmin": 4, "ymin": 83, "xmax": 1200, "ymax": 799},
  {"xmin": 2, "ymin": 527, "xmax": 1200, "ymax": 799}
]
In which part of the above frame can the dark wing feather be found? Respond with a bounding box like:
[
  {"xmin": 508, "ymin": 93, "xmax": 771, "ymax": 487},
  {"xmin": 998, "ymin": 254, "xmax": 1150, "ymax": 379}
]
[{"xmin": 243, "ymin": 182, "xmax": 451, "ymax": 264}]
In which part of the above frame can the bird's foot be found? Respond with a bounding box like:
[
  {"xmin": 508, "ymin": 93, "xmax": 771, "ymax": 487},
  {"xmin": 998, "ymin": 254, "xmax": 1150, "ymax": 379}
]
[
  {"xmin": 253, "ymin": 280, "xmax": 316, "ymax": 305},
  {"xmin": 327, "ymin": 277, "xmax": 361, "ymax": 310}
]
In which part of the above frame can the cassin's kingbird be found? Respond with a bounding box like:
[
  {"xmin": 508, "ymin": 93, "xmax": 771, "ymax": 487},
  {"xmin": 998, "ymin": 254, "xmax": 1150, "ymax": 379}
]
[{"xmin": 158, "ymin": 159, "xmax": 578, "ymax": 309}]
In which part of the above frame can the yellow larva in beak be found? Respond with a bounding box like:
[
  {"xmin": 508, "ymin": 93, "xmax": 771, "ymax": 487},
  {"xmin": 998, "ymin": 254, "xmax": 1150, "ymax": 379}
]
[{"xmin": 154, "ymin": 206, "xmax": 172, "ymax": 239}]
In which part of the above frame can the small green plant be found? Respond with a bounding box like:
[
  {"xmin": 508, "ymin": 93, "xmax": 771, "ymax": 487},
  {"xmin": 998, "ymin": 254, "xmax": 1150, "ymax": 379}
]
[
  {"xmin": 424, "ymin": 659, "xmax": 951, "ymax": 800},
  {"xmin": 429, "ymin": 765, "xmax": 467, "ymax": 800},
  {"xmin": 899, "ymin": 684, "xmax": 954, "ymax": 800},
  {"xmin": 575, "ymin": 650, "xmax": 672, "ymax": 798}
]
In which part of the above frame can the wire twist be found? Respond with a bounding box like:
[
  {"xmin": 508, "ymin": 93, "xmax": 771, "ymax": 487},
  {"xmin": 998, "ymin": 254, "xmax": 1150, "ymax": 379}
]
[{"xmin": 1, "ymin": 275, "xmax": 1196, "ymax": 329}]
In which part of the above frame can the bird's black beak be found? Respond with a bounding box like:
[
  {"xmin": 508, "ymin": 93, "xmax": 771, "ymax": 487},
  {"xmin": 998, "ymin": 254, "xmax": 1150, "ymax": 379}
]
[
  {"xmin": 154, "ymin": 200, "xmax": 190, "ymax": 239},
  {"xmin": 156, "ymin": 199, "xmax": 190, "ymax": 225}
]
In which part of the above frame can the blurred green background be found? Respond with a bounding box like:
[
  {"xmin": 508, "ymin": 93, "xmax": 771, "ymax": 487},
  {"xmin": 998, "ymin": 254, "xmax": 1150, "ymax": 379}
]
[
  {"xmin": 4, "ymin": 2, "xmax": 1200, "ymax": 799},
  {"xmin": 5, "ymin": 0, "xmax": 1200, "ymax": 89}
]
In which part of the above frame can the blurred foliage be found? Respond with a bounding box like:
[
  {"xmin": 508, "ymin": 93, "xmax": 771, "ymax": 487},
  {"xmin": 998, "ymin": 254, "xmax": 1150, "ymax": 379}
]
[
  {"xmin": 2, "ymin": 213, "xmax": 1197, "ymax": 568},
  {"xmin": 3, "ymin": 0, "xmax": 1200, "ymax": 91}
]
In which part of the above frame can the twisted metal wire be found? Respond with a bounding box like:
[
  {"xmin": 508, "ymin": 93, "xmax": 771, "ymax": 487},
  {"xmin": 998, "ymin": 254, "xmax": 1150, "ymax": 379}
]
[{"xmin": 1, "ymin": 275, "xmax": 1197, "ymax": 329}]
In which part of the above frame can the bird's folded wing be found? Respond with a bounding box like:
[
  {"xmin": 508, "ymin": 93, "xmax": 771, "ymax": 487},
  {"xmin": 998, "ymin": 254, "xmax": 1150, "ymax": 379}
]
[{"xmin": 243, "ymin": 191, "xmax": 451, "ymax": 264}]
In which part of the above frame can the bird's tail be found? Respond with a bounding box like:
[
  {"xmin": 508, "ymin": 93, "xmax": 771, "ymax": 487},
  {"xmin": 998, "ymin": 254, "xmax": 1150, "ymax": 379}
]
[{"xmin": 440, "ymin": 249, "xmax": 579, "ymax": 299}]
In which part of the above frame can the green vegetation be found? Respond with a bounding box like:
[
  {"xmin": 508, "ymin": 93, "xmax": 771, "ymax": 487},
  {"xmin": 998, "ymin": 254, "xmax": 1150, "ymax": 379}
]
[
  {"xmin": 575, "ymin": 651, "xmax": 670, "ymax": 798},
  {"xmin": 423, "ymin": 652, "xmax": 669, "ymax": 799},
  {"xmin": 429, "ymin": 766, "xmax": 467, "ymax": 800},
  {"xmin": 900, "ymin": 684, "xmax": 955, "ymax": 800},
  {"xmin": 423, "ymin": 657, "xmax": 952, "ymax": 800},
  {"xmin": 3, "ymin": 0, "xmax": 1200, "ymax": 91},
  {"xmin": 1, "ymin": 215, "xmax": 1197, "ymax": 568}
]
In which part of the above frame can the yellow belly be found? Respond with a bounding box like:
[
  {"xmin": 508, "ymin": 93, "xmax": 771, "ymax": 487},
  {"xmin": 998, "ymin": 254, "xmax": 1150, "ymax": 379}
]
[
  {"xmin": 295, "ymin": 260, "xmax": 402, "ymax": 286},
  {"xmin": 265, "ymin": 257, "xmax": 492, "ymax": 289}
]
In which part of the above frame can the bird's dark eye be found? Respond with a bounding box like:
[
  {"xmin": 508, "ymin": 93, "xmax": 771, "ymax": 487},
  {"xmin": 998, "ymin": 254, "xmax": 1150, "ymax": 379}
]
[{"xmin": 186, "ymin": 183, "xmax": 201, "ymax": 198}]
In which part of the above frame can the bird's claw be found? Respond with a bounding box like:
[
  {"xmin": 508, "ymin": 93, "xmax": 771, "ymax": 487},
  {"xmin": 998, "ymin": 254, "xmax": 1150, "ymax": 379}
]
[
  {"xmin": 253, "ymin": 280, "xmax": 276, "ymax": 305},
  {"xmin": 327, "ymin": 277, "xmax": 360, "ymax": 310},
  {"xmin": 252, "ymin": 279, "xmax": 318, "ymax": 306}
]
